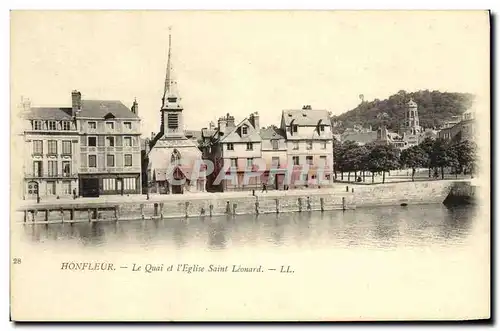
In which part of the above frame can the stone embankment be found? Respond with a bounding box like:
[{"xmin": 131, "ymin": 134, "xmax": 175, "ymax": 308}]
[{"xmin": 15, "ymin": 180, "xmax": 475, "ymax": 223}]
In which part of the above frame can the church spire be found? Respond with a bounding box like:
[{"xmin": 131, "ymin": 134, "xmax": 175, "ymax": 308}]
[{"xmin": 162, "ymin": 26, "xmax": 173, "ymax": 109}]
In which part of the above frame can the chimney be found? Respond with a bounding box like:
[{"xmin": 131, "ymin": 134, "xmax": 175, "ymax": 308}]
[
  {"xmin": 71, "ymin": 90, "xmax": 82, "ymax": 115},
  {"xmin": 151, "ymin": 132, "xmax": 155, "ymax": 140},
  {"xmin": 226, "ymin": 113, "xmax": 235, "ymax": 129},
  {"xmin": 131, "ymin": 98, "xmax": 138, "ymax": 115},
  {"xmin": 218, "ymin": 116, "xmax": 227, "ymax": 132},
  {"xmin": 249, "ymin": 112, "xmax": 259, "ymax": 129},
  {"xmin": 21, "ymin": 97, "xmax": 31, "ymax": 112},
  {"xmin": 209, "ymin": 121, "xmax": 215, "ymax": 130}
]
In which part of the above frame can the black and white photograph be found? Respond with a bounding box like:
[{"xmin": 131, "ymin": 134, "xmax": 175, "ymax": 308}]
[{"xmin": 9, "ymin": 10, "xmax": 490, "ymax": 322}]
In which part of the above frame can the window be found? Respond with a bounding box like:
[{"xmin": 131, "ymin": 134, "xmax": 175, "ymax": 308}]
[
  {"xmin": 88, "ymin": 155, "xmax": 97, "ymax": 168},
  {"xmin": 106, "ymin": 137, "xmax": 115, "ymax": 147},
  {"xmin": 33, "ymin": 121, "xmax": 42, "ymax": 130},
  {"xmin": 230, "ymin": 158, "xmax": 237, "ymax": 167},
  {"xmin": 124, "ymin": 122, "xmax": 132, "ymax": 130},
  {"xmin": 321, "ymin": 141, "xmax": 327, "ymax": 149},
  {"xmin": 293, "ymin": 125, "xmax": 298, "ymax": 133},
  {"xmin": 319, "ymin": 125, "xmax": 325, "ymax": 132},
  {"xmin": 124, "ymin": 154, "xmax": 133, "ymax": 167},
  {"xmin": 62, "ymin": 161, "xmax": 71, "ymax": 176},
  {"xmin": 88, "ymin": 122, "xmax": 97, "ymax": 129},
  {"xmin": 167, "ymin": 113, "xmax": 179, "ymax": 129},
  {"xmin": 292, "ymin": 142, "xmax": 299, "ymax": 150},
  {"xmin": 62, "ymin": 121, "xmax": 71, "ymax": 131},
  {"xmin": 48, "ymin": 121, "xmax": 57, "ymax": 130},
  {"xmin": 306, "ymin": 156, "xmax": 313, "ymax": 165},
  {"xmin": 48, "ymin": 160, "xmax": 58, "ymax": 177},
  {"xmin": 62, "ymin": 181, "xmax": 71, "ymax": 194},
  {"xmin": 88, "ymin": 137, "xmax": 97, "ymax": 147},
  {"xmin": 107, "ymin": 154, "xmax": 115, "ymax": 167},
  {"xmin": 271, "ymin": 139, "xmax": 279, "ymax": 150},
  {"xmin": 33, "ymin": 161, "xmax": 42, "ymax": 177},
  {"xmin": 227, "ymin": 143, "xmax": 234, "ymax": 151},
  {"xmin": 47, "ymin": 181, "xmax": 56, "ymax": 195},
  {"xmin": 293, "ymin": 156, "xmax": 300, "ymax": 166},
  {"xmin": 242, "ymin": 126, "xmax": 248, "ymax": 135},
  {"xmin": 124, "ymin": 137, "xmax": 132, "ymax": 147},
  {"xmin": 62, "ymin": 141, "xmax": 72, "ymax": 155},
  {"xmin": 319, "ymin": 156, "xmax": 327, "ymax": 167},
  {"xmin": 124, "ymin": 178, "xmax": 136, "ymax": 191},
  {"xmin": 33, "ymin": 140, "xmax": 43, "ymax": 155},
  {"xmin": 246, "ymin": 158, "xmax": 253, "ymax": 168},
  {"xmin": 106, "ymin": 122, "xmax": 114, "ymax": 130},
  {"xmin": 272, "ymin": 157, "xmax": 280, "ymax": 167},
  {"xmin": 246, "ymin": 142, "xmax": 253, "ymax": 150},
  {"xmin": 306, "ymin": 141, "xmax": 313, "ymax": 150},
  {"xmin": 103, "ymin": 178, "xmax": 116, "ymax": 191},
  {"xmin": 47, "ymin": 140, "xmax": 57, "ymax": 154}
]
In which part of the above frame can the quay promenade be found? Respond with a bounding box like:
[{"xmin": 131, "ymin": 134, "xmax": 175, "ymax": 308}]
[{"xmin": 14, "ymin": 179, "xmax": 474, "ymax": 223}]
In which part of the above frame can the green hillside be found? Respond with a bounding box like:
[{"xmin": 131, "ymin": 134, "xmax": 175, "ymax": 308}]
[{"xmin": 331, "ymin": 90, "xmax": 475, "ymax": 133}]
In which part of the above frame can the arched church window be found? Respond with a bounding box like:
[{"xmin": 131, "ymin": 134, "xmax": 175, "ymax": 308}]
[{"xmin": 171, "ymin": 149, "xmax": 181, "ymax": 165}]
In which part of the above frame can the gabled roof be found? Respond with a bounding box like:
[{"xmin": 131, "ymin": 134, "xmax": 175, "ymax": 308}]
[
  {"xmin": 282, "ymin": 109, "xmax": 330, "ymax": 126},
  {"xmin": 23, "ymin": 107, "xmax": 73, "ymax": 120},
  {"xmin": 219, "ymin": 118, "xmax": 261, "ymax": 143},
  {"xmin": 259, "ymin": 126, "xmax": 286, "ymax": 140},
  {"xmin": 79, "ymin": 100, "xmax": 139, "ymax": 119}
]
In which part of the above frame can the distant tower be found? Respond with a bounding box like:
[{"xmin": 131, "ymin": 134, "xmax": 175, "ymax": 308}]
[
  {"xmin": 160, "ymin": 27, "xmax": 185, "ymax": 139},
  {"xmin": 405, "ymin": 98, "xmax": 421, "ymax": 135}
]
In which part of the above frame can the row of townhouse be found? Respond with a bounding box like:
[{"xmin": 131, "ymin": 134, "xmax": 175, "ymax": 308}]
[
  {"xmin": 201, "ymin": 105, "xmax": 334, "ymax": 192},
  {"xmin": 20, "ymin": 90, "xmax": 142, "ymax": 200}
]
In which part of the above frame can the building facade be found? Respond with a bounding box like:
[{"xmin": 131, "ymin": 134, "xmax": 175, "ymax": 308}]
[
  {"xmin": 75, "ymin": 91, "xmax": 142, "ymax": 196},
  {"xmin": 259, "ymin": 125, "xmax": 288, "ymax": 190},
  {"xmin": 280, "ymin": 106, "xmax": 334, "ymax": 188},
  {"xmin": 207, "ymin": 112, "xmax": 264, "ymax": 191},
  {"xmin": 20, "ymin": 98, "xmax": 80, "ymax": 199}
]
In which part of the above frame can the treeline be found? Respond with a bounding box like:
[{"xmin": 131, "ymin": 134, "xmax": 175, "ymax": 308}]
[
  {"xmin": 331, "ymin": 90, "xmax": 475, "ymax": 133},
  {"xmin": 333, "ymin": 137, "xmax": 477, "ymax": 183}
]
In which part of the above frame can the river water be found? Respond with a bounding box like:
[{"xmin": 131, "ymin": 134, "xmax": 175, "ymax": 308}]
[{"xmin": 12, "ymin": 204, "xmax": 490, "ymax": 321}]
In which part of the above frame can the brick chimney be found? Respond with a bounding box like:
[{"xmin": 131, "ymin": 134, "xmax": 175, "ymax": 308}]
[
  {"xmin": 218, "ymin": 116, "xmax": 227, "ymax": 132},
  {"xmin": 249, "ymin": 111, "xmax": 260, "ymax": 129},
  {"xmin": 226, "ymin": 113, "xmax": 235, "ymax": 129},
  {"xmin": 71, "ymin": 90, "xmax": 82, "ymax": 116},
  {"xmin": 131, "ymin": 98, "xmax": 138, "ymax": 115}
]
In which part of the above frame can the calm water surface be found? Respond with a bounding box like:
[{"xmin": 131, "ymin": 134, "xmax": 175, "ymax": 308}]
[{"xmin": 16, "ymin": 204, "xmax": 480, "ymax": 251}]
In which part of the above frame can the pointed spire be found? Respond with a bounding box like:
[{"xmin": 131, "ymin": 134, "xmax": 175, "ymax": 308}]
[{"xmin": 162, "ymin": 26, "xmax": 173, "ymax": 109}]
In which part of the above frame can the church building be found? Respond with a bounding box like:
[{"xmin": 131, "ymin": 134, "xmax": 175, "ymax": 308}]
[{"xmin": 146, "ymin": 29, "xmax": 206, "ymax": 194}]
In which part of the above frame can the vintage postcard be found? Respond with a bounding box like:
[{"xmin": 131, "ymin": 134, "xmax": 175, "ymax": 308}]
[{"xmin": 9, "ymin": 10, "xmax": 490, "ymax": 321}]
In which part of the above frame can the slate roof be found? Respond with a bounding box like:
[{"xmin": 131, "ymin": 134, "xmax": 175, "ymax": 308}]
[
  {"xmin": 79, "ymin": 100, "xmax": 139, "ymax": 119},
  {"xmin": 259, "ymin": 126, "xmax": 286, "ymax": 140},
  {"xmin": 185, "ymin": 130, "xmax": 202, "ymax": 141},
  {"xmin": 23, "ymin": 107, "xmax": 73, "ymax": 120},
  {"xmin": 282, "ymin": 109, "xmax": 330, "ymax": 126}
]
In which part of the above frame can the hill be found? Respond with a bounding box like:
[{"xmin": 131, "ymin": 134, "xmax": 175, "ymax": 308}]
[{"xmin": 331, "ymin": 90, "xmax": 475, "ymax": 134}]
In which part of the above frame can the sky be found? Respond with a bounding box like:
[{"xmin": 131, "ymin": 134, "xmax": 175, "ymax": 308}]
[{"xmin": 10, "ymin": 11, "xmax": 490, "ymax": 137}]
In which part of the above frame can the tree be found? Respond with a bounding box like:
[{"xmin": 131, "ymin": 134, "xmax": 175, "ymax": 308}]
[
  {"xmin": 365, "ymin": 143, "xmax": 400, "ymax": 183},
  {"xmin": 400, "ymin": 145, "xmax": 429, "ymax": 181},
  {"xmin": 430, "ymin": 138, "xmax": 453, "ymax": 180},
  {"xmin": 343, "ymin": 144, "xmax": 368, "ymax": 182},
  {"xmin": 450, "ymin": 139, "xmax": 477, "ymax": 178},
  {"xmin": 419, "ymin": 137, "xmax": 435, "ymax": 177}
]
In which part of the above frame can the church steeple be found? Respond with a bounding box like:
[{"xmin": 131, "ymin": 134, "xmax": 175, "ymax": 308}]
[{"xmin": 161, "ymin": 27, "xmax": 180, "ymax": 109}]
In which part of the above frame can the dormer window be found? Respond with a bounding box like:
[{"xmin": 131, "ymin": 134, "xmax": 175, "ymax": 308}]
[
  {"xmin": 242, "ymin": 126, "xmax": 248, "ymax": 135},
  {"xmin": 62, "ymin": 121, "xmax": 71, "ymax": 131},
  {"xmin": 33, "ymin": 121, "xmax": 42, "ymax": 130},
  {"xmin": 320, "ymin": 125, "xmax": 325, "ymax": 132},
  {"xmin": 293, "ymin": 125, "xmax": 298, "ymax": 133},
  {"xmin": 48, "ymin": 121, "xmax": 57, "ymax": 131}
]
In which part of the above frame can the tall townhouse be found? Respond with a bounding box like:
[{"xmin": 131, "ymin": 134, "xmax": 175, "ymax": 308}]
[
  {"xmin": 73, "ymin": 91, "xmax": 142, "ymax": 196},
  {"xmin": 20, "ymin": 98, "xmax": 80, "ymax": 199},
  {"xmin": 259, "ymin": 125, "xmax": 288, "ymax": 190},
  {"xmin": 208, "ymin": 112, "xmax": 263, "ymax": 192},
  {"xmin": 280, "ymin": 105, "xmax": 334, "ymax": 188}
]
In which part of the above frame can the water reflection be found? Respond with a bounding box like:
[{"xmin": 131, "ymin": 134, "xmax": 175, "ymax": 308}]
[{"xmin": 18, "ymin": 205, "xmax": 477, "ymax": 251}]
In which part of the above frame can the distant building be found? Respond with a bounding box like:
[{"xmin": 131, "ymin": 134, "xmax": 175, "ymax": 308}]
[
  {"xmin": 75, "ymin": 91, "xmax": 142, "ymax": 196},
  {"xmin": 20, "ymin": 98, "xmax": 80, "ymax": 199},
  {"xmin": 146, "ymin": 30, "xmax": 205, "ymax": 194},
  {"xmin": 438, "ymin": 109, "xmax": 476, "ymax": 142}
]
